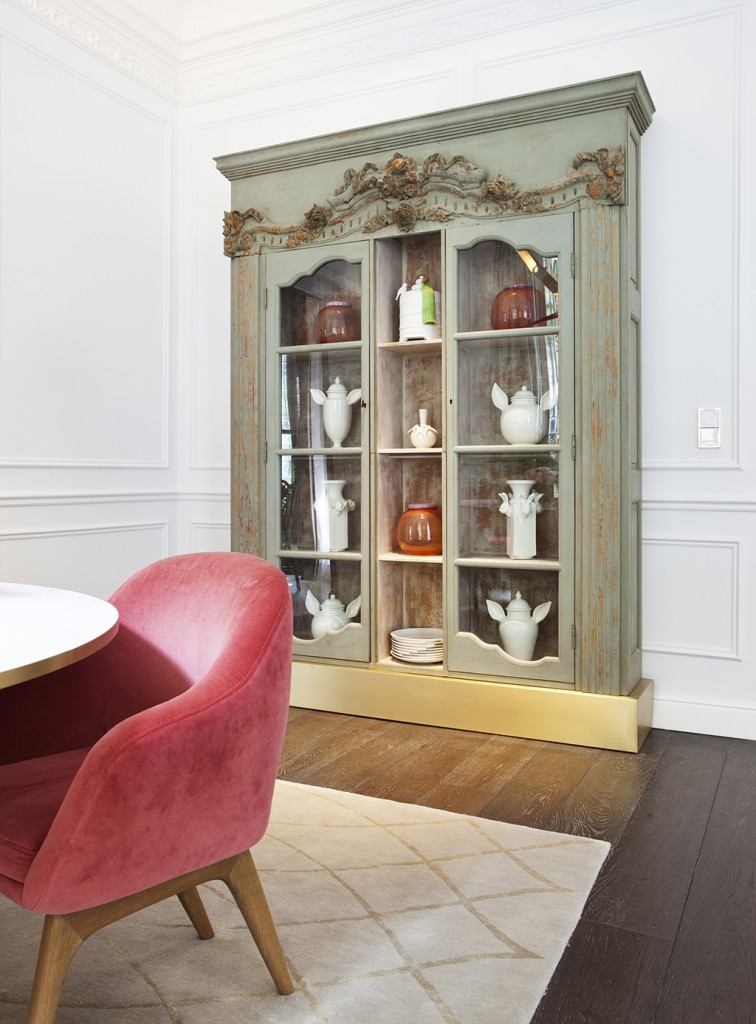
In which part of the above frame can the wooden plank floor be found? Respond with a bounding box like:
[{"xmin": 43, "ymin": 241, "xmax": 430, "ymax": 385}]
[{"xmin": 278, "ymin": 708, "xmax": 756, "ymax": 1024}]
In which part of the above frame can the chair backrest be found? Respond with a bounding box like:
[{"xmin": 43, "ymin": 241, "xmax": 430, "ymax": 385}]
[
  {"xmin": 1, "ymin": 553, "xmax": 292, "ymax": 764},
  {"xmin": 10, "ymin": 553, "xmax": 294, "ymax": 913}
]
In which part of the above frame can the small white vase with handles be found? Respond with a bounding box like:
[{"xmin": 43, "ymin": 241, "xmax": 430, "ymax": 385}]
[
  {"xmin": 498, "ymin": 479, "xmax": 542, "ymax": 559},
  {"xmin": 310, "ymin": 377, "xmax": 361, "ymax": 447},
  {"xmin": 305, "ymin": 591, "xmax": 361, "ymax": 638},
  {"xmin": 486, "ymin": 591, "xmax": 551, "ymax": 661},
  {"xmin": 408, "ymin": 408, "xmax": 438, "ymax": 448}
]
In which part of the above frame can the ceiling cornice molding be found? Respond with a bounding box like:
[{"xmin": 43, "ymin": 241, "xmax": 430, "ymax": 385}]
[
  {"xmin": 10, "ymin": 0, "xmax": 182, "ymax": 98},
  {"xmin": 9, "ymin": 0, "xmax": 639, "ymax": 105}
]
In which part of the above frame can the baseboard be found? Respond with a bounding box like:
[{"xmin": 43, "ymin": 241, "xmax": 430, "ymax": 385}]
[{"xmin": 651, "ymin": 696, "xmax": 756, "ymax": 742}]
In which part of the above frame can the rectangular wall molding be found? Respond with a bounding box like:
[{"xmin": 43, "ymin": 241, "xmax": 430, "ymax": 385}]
[{"xmin": 642, "ymin": 536, "xmax": 740, "ymax": 660}]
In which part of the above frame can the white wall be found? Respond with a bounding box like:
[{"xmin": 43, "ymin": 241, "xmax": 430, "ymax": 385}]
[
  {"xmin": 0, "ymin": 0, "xmax": 183, "ymax": 597},
  {"xmin": 2, "ymin": 0, "xmax": 754, "ymax": 740}
]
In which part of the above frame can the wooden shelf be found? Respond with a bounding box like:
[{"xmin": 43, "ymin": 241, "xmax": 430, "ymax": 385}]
[
  {"xmin": 378, "ymin": 448, "xmax": 443, "ymax": 457},
  {"xmin": 378, "ymin": 552, "xmax": 443, "ymax": 564},
  {"xmin": 377, "ymin": 340, "xmax": 443, "ymax": 354}
]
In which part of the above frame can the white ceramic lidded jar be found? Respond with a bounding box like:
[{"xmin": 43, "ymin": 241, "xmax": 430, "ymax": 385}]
[
  {"xmin": 310, "ymin": 377, "xmax": 362, "ymax": 447},
  {"xmin": 305, "ymin": 591, "xmax": 361, "ymax": 638},
  {"xmin": 486, "ymin": 591, "xmax": 551, "ymax": 661},
  {"xmin": 491, "ymin": 383, "xmax": 557, "ymax": 444},
  {"xmin": 395, "ymin": 278, "xmax": 441, "ymax": 341}
]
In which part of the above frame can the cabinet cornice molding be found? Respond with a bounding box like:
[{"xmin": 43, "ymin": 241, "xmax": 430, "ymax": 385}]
[
  {"xmin": 222, "ymin": 146, "xmax": 626, "ymax": 257},
  {"xmin": 215, "ymin": 72, "xmax": 653, "ymax": 182}
]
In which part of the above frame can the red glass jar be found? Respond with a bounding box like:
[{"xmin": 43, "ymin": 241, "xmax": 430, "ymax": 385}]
[
  {"xmin": 314, "ymin": 301, "xmax": 361, "ymax": 343},
  {"xmin": 490, "ymin": 284, "xmax": 546, "ymax": 330},
  {"xmin": 397, "ymin": 503, "xmax": 442, "ymax": 556}
]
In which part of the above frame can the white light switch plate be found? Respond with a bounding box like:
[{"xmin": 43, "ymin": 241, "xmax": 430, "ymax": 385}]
[{"xmin": 698, "ymin": 407, "xmax": 721, "ymax": 448}]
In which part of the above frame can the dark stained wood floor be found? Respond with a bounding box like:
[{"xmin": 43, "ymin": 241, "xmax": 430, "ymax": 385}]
[{"xmin": 278, "ymin": 708, "xmax": 756, "ymax": 1024}]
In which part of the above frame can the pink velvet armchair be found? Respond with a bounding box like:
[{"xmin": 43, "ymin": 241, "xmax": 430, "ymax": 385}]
[{"xmin": 0, "ymin": 552, "xmax": 294, "ymax": 1024}]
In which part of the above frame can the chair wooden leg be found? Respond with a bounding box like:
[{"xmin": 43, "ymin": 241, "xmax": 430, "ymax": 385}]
[
  {"xmin": 177, "ymin": 886, "xmax": 214, "ymax": 939},
  {"xmin": 26, "ymin": 915, "xmax": 85, "ymax": 1024},
  {"xmin": 23, "ymin": 853, "xmax": 291, "ymax": 1021},
  {"xmin": 221, "ymin": 850, "xmax": 294, "ymax": 995}
]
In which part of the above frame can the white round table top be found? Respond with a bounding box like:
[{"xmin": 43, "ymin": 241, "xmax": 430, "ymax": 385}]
[{"xmin": 0, "ymin": 582, "xmax": 119, "ymax": 689}]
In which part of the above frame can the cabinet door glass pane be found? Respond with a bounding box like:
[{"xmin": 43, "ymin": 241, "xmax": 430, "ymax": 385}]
[
  {"xmin": 281, "ymin": 349, "xmax": 363, "ymax": 451},
  {"xmin": 457, "ymin": 453, "xmax": 560, "ymax": 561},
  {"xmin": 282, "ymin": 455, "xmax": 362, "ymax": 554},
  {"xmin": 456, "ymin": 240, "xmax": 558, "ymax": 334},
  {"xmin": 458, "ymin": 565, "xmax": 560, "ymax": 662},
  {"xmin": 286, "ymin": 557, "xmax": 363, "ymax": 643},
  {"xmin": 280, "ymin": 260, "xmax": 362, "ymax": 346},
  {"xmin": 458, "ymin": 335, "xmax": 559, "ymax": 446}
]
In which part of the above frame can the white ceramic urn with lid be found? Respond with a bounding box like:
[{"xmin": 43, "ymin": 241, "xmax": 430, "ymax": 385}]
[
  {"xmin": 486, "ymin": 591, "xmax": 551, "ymax": 661},
  {"xmin": 491, "ymin": 383, "xmax": 557, "ymax": 444},
  {"xmin": 310, "ymin": 377, "xmax": 361, "ymax": 447}
]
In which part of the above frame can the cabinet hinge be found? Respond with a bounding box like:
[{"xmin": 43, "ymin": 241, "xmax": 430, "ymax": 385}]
[
  {"xmin": 264, "ymin": 441, "xmax": 268, "ymax": 463},
  {"xmin": 570, "ymin": 252, "xmax": 575, "ymax": 278},
  {"xmin": 264, "ymin": 288, "xmax": 268, "ymax": 309},
  {"xmin": 572, "ymin": 624, "xmax": 577, "ymax": 650},
  {"xmin": 572, "ymin": 434, "xmax": 577, "ymax": 461}
]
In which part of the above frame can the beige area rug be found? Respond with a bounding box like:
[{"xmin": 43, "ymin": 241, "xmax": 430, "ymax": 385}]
[{"xmin": 0, "ymin": 781, "xmax": 609, "ymax": 1024}]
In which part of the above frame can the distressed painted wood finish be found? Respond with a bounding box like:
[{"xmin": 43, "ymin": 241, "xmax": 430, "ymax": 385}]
[
  {"xmin": 231, "ymin": 256, "xmax": 263, "ymax": 555},
  {"xmin": 574, "ymin": 202, "xmax": 641, "ymax": 696},
  {"xmin": 575, "ymin": 206, "xmax": 623, "ymax": 695}
]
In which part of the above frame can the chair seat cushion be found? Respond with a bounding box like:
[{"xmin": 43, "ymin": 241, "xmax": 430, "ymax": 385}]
[{"xmin": 0, "ymin": 747, "xmax": 90, "ymax": 883}]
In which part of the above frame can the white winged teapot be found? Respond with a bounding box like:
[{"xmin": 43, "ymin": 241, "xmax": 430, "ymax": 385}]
[
  {"xmin": 491, "ymin": 383, "xmax": 557, "ymax": 444},
  {"xmin": 305, "ymin": 590, "xmax": 361, "ymax": 638}
]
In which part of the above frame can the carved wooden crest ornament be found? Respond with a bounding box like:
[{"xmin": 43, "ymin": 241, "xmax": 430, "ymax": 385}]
[{"xmin": 223, "ymin": 146, "xmax": 624, "ymax": 257}]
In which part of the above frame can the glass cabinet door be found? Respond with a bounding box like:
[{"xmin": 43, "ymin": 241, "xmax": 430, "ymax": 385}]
[
  {"xmin": 446, "ymin": 214, "xmax": 574, "ymax": 683},
  {"xmin": 264, "ymin": 242, "xmax": 371, "ymax": 662}
]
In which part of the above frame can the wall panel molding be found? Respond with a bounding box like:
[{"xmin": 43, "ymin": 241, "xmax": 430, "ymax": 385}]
[
  {"xmin": 0, "ymin": 491, "xmax": 177, "ymax": 507},
  {"xmin": 0, "ymin": 520, "xmax": 171, "ymax": 595},
  {"xmin": 0, "ymin": 521, "xmax": 169, "ymax": 543},
  {"xmin": 188, "ymin": 520, "xmax": 231, "ymax": 552},
  {"xmin": 643, "ymin": 498, "xmax": 756, "ymax": 514},
  {"xmin": 642, "ymin": 536, "xmax": 740, "ymax": 660},
  {"xmin": 0, "ymin": 490, "xmax": 230, "ymax": 507},
  {"xmin": 0, "ymin": 31, "xmax": 174, "ymax": 470}
]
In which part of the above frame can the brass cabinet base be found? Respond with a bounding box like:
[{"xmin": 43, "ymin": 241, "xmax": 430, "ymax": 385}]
[{"xmin": 290, "ymin": 663, "xmax": 653, "ymax": 753}]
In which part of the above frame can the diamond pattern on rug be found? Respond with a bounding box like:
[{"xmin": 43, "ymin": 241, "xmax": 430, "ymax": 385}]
[{"xmin": 0, "ymin": 780, "xmax": 609, "ymax": 1024}]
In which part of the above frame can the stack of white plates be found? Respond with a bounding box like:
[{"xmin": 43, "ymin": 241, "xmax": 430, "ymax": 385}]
[{"xmin": 390, "ymin": 627, "xmax": 444, "ymax": 664}]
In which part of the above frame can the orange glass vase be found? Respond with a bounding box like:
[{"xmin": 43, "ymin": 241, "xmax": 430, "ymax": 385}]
[{"xmin": 397, "ymin": 504, "xmax": 442, "ymax": 556}]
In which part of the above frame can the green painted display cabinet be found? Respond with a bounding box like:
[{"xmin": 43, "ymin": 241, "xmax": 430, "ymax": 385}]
[{"xmin": 216, "ymin": 72, "xmax": 655, "ymax": 751}]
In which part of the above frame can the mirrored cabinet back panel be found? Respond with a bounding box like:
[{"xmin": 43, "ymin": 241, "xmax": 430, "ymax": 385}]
[{"xmin": 216, "ymin": 73, "xmax": 655, "ymax": 751}]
